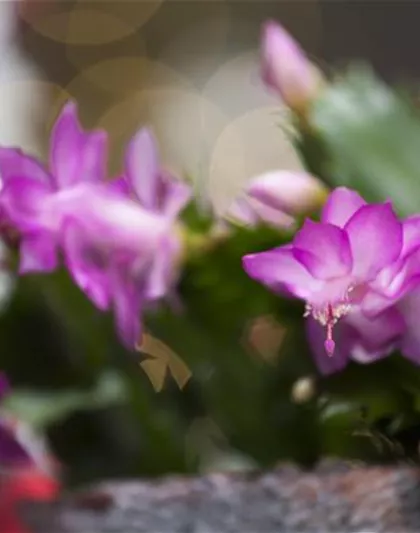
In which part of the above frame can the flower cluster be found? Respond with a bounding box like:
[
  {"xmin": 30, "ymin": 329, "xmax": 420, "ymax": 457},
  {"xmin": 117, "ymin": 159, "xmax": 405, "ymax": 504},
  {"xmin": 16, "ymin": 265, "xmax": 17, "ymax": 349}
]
[
  {"xmin": 240, "ymin": 20, "xmax": 420, "ymax": 374},
  {"xmin": 0, "ymin": 102, "xmax": 191, "ymax": 348},
  {"xmin": 243, "ymin": 186, "xmax": 420, "ymax": 374},
  {"xmin": 0, "ymin": 16, "xmax": 418, "ymax": 382}
]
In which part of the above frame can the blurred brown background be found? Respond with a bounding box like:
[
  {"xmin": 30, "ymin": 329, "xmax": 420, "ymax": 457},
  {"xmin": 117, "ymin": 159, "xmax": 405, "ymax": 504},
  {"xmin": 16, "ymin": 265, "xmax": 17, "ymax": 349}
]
[{"xmin": 6, "ymin": 1, "xmax": 418, "ymax": 214}]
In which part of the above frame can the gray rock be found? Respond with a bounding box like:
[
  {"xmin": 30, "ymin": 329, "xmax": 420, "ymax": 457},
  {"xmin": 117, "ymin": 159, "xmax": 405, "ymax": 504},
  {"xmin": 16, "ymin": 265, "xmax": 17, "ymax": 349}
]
[{"xmin": 21, "ymin": 461, "xmax": 420, "ymax": 533}]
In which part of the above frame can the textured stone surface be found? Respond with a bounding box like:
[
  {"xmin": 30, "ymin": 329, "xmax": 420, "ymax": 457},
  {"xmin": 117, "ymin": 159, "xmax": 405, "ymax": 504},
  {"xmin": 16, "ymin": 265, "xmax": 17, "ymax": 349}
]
[{"xmin": 20, "ymin": 460, "xmax": 420, "ymax": 533}]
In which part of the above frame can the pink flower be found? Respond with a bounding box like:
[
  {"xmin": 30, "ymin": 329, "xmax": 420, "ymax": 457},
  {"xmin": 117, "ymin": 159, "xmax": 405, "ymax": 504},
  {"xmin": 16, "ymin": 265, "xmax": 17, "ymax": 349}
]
[
  {"xmin": 0, "ymin": 100, "xmax": 108, "ymax": 274},
  {"xmin": 243, "ymin": 187, "xmax": 404, "ymax": 359},
  {"xmin": 305, "ymin": 210, "xmax": 420, "ymax": 374},
  {"xmin": 61, "ymin": 128, "xmax": 191, "ymax": 348},
  {"xmin": 0, "ymin": 102, "xmax": 191, "ymax": 348}
]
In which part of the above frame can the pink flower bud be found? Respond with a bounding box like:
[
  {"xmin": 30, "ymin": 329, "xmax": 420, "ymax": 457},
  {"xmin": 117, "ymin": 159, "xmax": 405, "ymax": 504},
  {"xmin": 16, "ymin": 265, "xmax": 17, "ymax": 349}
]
[
  {"xmin": 246, "ymin": 170, "xmax": 328, "ymax": 217},
  {"xmin": 226, "ymin": 171, "xmax": 327, "ymax": 230},
  {"xmin": 261, "ymin": 20, "xmax": 324, "ymax": 111}
]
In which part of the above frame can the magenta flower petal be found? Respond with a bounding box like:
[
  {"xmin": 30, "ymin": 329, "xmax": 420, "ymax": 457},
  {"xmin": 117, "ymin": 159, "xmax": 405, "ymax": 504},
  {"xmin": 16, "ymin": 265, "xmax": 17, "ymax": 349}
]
[
  {"xmin": 345, "ymin": 203, "xmax": 403, "ymax": 279},
  {"xmin": 50, "ymin": 101, "xmax": 107, "ymax": 189},
  {"xmin": 293, "ymin": 220, "xmax": 353, "ymax": 280},
  {"xmin": 350, "ymin": 346, "xmax": 393, "ymax": 364},
  {"xmin": 19, "ymin": 233, "xmax": 58, "ymax": 274},
  {"xmin": 398, "ymin": 288, "xmax": 420, "ymax": 364},
  {"xmin": 62, "ymin": 218, "xmax": 110, "ymax": 311},
  {"xmin": 401, "ymin": 215, "xmax": 420, "ymax": 255},
  {"xmin": 346, "ymin": 307, "xmax": 405, "ymax": 354},
  {"xmin": 145, "ymin": 235, "xmax": 181, "ymax": 301},
  {"xmin": 0, "ymin": 148, "xmax": 51, "ymax": 185},
  {"xmin": 107, "ymin": 176, "xmax": 131, "ymax": 197},
  {"xmin": 0, "ymin": 420, "xmax": 32, "ymax": 466},
  {"xmin": 0, "ymin": 176, "xmax": 52, "ymax": 231},
  {"xmin": 124, "ymin": 128, "xmax": 159, "ymax": 210},
  {"xmin": 160, "ymin": 175, "xmax": 192, "ymax": 219},
  {"xmin": 361, "ymin": 288, "xmax": 395, "ymax": 317},
  {"xmin": 123, "ymin": 133, "xmax": 191, "ymax": 216},
  {"xmin": 59, "ymin": 186, "xmax": 171, "ymax": 253},
  {"xmin": 365, "ymin": 246, "xmax": 420, "ymax": 317},
  {"xmin": 243, "ymin": 247, "xmax": 320, "ymax": 299},
  {"xmin": 111, "ymin": 267, "xmax": 143, "ymax": 349},
  {"xmin": 361, "ymin": 216, "xmax": 420, "ymax": 316},
  {"xmin": 321, "ymin": 187, "xmax": 366, "ymax": 228},
  {"xmin": 393, "ymin": 246, "xmax": 420, "ymax": 295},
  {"xmin": 144, "ymin": 249, "xmax": 168, "ymax": 301}
]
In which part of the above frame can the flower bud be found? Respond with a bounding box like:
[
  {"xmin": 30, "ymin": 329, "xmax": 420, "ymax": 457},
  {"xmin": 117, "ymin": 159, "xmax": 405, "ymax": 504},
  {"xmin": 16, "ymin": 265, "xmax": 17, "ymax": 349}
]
[
  {"xmin": 227, "ymin": 195, "xmax": 295, "ymax": 229},
  {"xmin": 226, "ymin": 170, "xmax": 327, "ymax": 230},
  {"xmin": 261, "ymin": 20, "xmax": 324, "ymax": 112},
  {"xmin": 246, "ymin": 170, "xmax": 328, "ymax": 217}
]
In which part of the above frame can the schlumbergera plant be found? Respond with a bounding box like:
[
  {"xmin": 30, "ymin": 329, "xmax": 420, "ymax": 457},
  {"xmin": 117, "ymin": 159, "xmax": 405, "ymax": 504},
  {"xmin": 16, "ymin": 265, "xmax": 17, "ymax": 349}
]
[{"xmin": 5, "ymin": 18, "xmax": 420, "ymax": 493}]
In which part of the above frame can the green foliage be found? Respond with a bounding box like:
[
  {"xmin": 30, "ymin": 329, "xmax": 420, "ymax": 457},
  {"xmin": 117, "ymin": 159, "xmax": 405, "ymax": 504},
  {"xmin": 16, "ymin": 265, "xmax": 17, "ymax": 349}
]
[
  {"xmin": 147, "ymin": 222, "xmax": 317, "ymax": 467},
  {"xmin": 308, "ymin": 65, "xmax": 420, "ymax": 215},
  {"xmin": 2, "ymin": 372, "xmax": 127, "ymax": 429}
]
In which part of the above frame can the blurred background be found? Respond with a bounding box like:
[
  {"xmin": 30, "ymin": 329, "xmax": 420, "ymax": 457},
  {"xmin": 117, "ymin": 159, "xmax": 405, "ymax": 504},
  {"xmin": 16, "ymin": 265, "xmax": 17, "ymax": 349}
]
[{"xmin": 1, "ymin": 0, "xmax": 420, "ymax": 488}]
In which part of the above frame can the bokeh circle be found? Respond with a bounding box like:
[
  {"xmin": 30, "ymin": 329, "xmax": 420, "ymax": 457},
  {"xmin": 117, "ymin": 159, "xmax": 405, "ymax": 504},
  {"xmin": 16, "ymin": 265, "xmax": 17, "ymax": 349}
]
[
  {"xmin": 208, "ymin": 106, "xmax": 305, "ymax": 214},
  {"xmin": 18, "ymin": 0, "xmax": 162, "ymax": 46}
]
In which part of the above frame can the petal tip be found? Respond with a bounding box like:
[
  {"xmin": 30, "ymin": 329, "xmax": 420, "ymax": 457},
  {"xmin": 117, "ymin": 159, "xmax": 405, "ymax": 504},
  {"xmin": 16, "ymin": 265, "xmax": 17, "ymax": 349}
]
[{"xmin": 59, "ymin": 100, "xmax": 79, "ymax": 122}]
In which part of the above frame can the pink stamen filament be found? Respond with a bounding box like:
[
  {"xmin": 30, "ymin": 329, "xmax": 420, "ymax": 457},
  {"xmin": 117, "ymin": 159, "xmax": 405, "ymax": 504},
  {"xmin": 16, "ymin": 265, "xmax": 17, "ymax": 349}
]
[
  {"xmin": 324, "ymin": 303, "xmax": 335, "ymax": 357},
  {"xmin": 324, "ymin": 324, "xmax": 335, "ymax": 357}
]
